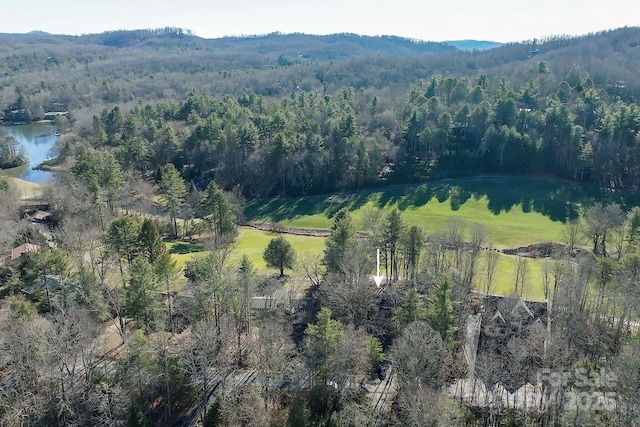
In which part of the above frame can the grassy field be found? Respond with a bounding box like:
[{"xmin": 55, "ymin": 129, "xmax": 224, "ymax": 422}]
[
  {"xmin": 6, "ymin": 177, "xmax": 42, "ymax": 198},
  {"xmin": 167, "ymin": 229, "xmax": 548, "ymax": 299},
  {"xmin": 244, "ymin": 177, "xmax": 640, "ymax": 248},
  {"xmin": 484, "ymin": 253, "xmax": 548, "ymax": 300},
  {"xmin": 166, "ymin": 228, "xmax": 326, "ymax": 274},
  {"xmin": 168, "ymin": 177, "xmax": 640, "ymax": 301}
]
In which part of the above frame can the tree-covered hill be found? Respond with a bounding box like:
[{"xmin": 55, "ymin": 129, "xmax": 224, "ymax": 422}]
[
  {"xmin": 5, "ymin": 26, "xmax": 640, "ymax": 427},
  {"xmin": 1, "ymin": 26, "xmax": 639, "ymax": 115},
  {"xmin": 1, "ymin": 29, "xmax": 458, "ymax": 59}
]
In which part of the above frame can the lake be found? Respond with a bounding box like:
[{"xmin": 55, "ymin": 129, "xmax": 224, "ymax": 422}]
[{"xmin": 0, "ymin": 123, "xmax": 56, "ymax": 183}]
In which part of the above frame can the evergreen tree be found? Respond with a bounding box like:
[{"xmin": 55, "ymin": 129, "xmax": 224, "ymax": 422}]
[
  {"xmin": 139, "ymin": 218, "xmax": 165, "ymax": 264},
  {"xmin": 394, "ymin": 287, "xmax": 427, "ymax": 332},
  {"xmin": 323, "ymin": 208, "xmax": 356, "ymax": 274},
  {"xmin": 126, "ymin": 258, "xmax": 161, "ymax": 332},
  {"xmin": 104, "ymin": 216, "xmax": 143, "ymax": 265},
  {"xmin": 202, "ymin": 181, "xmax": 237, "ymax": 244},
  {"xmin": 157, "ymin": 164, "xmax": 185, "ymax": 238},
  {"xmin": 383, "ymin": 209, "xmax": 406, "ymax": 282},
  {"xmin": 426, "ymin": 275, "xmax": 457, "ymax": 344},
  {"xmin": 305, "ymin": 307, "xmax": 343, "ymax": 384}
]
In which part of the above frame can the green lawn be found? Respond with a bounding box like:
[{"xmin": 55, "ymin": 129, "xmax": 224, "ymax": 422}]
[
  {"xmin": 166, "ymin": 228, "xmax": 326, "ymax": 276},
  {"xmin": 234, "ymin": 227, "xmax": 326, "ymax": 273},
  {"xmin": 486, "ymin": 253, "xmax": 548, "ymax": 300},
  {"xmin": 244, "ymin": 177, "xmax": 640, "ymax": 248},
  {"xmin": 166, "ymin": 229, "xmax": 551, "ymax": 299},
  {"xmin": 169, "ymin": 177, "xmax": 640, "ymax": 300}
]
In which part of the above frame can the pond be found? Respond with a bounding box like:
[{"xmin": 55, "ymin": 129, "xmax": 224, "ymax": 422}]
[{"xmin": 0, "ymin": 123, "xmax": 56, "ymax": 183}]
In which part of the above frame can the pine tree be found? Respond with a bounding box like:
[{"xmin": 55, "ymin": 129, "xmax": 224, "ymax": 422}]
[{"xmin": 157, "ymin": 164, "xmax": 185, "ymax": 238}]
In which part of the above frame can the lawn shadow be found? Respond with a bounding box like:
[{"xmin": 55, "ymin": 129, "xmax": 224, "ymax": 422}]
[
  {"xmin": 244, "ymin": 177, "xmax": 640, "ymax": 225},
  {"xmin": 169, "ymin": 242, "xmax": 204, "ymax": 255}
]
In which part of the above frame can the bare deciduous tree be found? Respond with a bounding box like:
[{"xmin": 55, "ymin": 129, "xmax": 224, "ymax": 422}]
[
  {"xmin": 446, "ymin": 217, "xmax": 466, "ymax": 269},
  {"xmin": 391, "ymin": 321, "xmax": 450, "ymax": 390},
  {"xmin": 562, "ymin": 218, "xmax": 581, "ymax": 252},
  {"xmin": 514, "ymin": 256, "xmax": 529, "ymax": 297},
  {"xmin": 484, "ymin": 247, "xmax": 500, "ymax": 295}
]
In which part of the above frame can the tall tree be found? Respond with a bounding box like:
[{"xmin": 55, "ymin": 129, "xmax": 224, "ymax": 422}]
[
  {"xmin": 401, "ymin": 225, "xmax": 424, "ymax": 281},
  {"xmin": 426, "ymin": 275, "xmax": 457, "ymax": 344},
  {"xmin": 154, "ymin": 252, "xmax": 179, "ymax": 332},
  {"xmin": 72, "ymin": 148, "xmax": 125, "ymax": 220},
  {"xmin": 583, "ymin": 202, "xmax": 625, "ymax": 256},
  {"xmin": 305, "ymin": 307, "xmax": 343, "ymax": 385},
  {"xmin": 157, "ymin": 164, "xmax": 186, "ymax": 238},
  {"xmin": 126, "ymin": 258, "xmax": 162, "ymax": 332},
  {"xmin": 394, "ymin": 287, "xmax": 427, "ymax": 332},
  {"xmin": 201, "ymin": 180, "xmax": 236, "ymax": 244},
  {"xmin": 139, "ymin": 218, "xmax": 165, "ymax": 264},
  {"xmin": 391, "ymin": 321, "xmax": 449, "ymax": 390},
  {"xmin": 383, "ymin": 209, "xmax": 406, "ymax": 282},
  {"xmin": 104, "ymin": 216, "xmax": 143, "ymax": 283},
  {"xmin": 323, "ymin": 208, "xmax": 356, "ymax": 274}
]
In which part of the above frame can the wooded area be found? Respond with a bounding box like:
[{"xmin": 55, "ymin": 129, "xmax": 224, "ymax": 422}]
[{"xmin": 1, "ymin": 27, "xmax": 640, "ymax": 426}]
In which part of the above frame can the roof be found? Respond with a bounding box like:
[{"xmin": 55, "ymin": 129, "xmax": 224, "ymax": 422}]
[
  {"xmin": 11, "ymin": 243, "xmax": 41, "ymax": 261},
  {"xmin": 31, "ymin": 210, "xmax": 52, "ymax": 221}
]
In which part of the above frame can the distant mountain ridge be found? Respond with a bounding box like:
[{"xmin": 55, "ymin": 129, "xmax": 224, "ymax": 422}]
[
  {"xmin": 74, "ymin": 30, "xmax": 462, "ymax": 59},
  {"xmin": 444, "ymin": 40, "xmax": 503, "ymax": 51},
  {"xmin": 1, "ymin": 29, "xmax": 506, "ymax": 60},
  {"xmin": 2, "ymin": 26, "xmax": 640, "ymax": 101}
]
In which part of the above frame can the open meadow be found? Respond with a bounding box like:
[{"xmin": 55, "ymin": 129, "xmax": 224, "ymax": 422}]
[
  {"xmin": 169, "ymin": 177, "xmax": 640, "ymax": 300},
  {"xmin": 244, "ymin": 177, "xmax": 640, "ymax": 247}
]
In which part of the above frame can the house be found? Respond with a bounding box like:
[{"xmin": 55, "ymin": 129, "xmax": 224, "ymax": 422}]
[
  {"xmin": 10, "ymin": 243, "xmax": 41, "ymax": 261},
  {"xmin": 43, "ymin": 111, "xmax": 69, "ymax": 121},
  {"xmin": 31, "ymin": 210, "xmax": 52, "ymax": 222},
  {"xmin": 3, "ymin": 109, "xmax": 28, "ymax": 122}
]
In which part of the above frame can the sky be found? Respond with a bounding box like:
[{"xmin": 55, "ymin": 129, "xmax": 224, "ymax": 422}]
[{"xmin": 2, "ymin": 0, "xmax": 639, "ymax": 43}]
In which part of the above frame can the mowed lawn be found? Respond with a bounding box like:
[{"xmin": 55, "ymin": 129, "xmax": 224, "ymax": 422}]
[
  {"xmin": 244, "ymin": 178, "xmax": 595, "ymax": 248},
  {"xmin": 168, "ymin": 231, "xmax": 549, "ymax": 300},
  {"xmin": 171, "ymin": 177, "xmax": 640, "ymax": 300},
  {"xmin": 484, "ymin": 253, "xmax": 548, "ymax": 301},
  {"xmin": 234, "ymin": 227, "xmax": 326, "ymax": 272},
  {"xmin": 167, "ymin": 228, "xmax": 326, "ymax": 275}
]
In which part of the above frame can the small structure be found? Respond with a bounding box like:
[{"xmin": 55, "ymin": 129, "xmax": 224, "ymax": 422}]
[
  {"xmin": 3, "ymin": 109, "xmax": 28, "ymax": 122},
  {"xmin": 31, "ymin": 210, "xmax": 52, "ymax": 222},
  {"xmin": 43, "ymin": 111, "xmax": 69, "ymax": 121},
  {"xmin": 10, "ymin": 243, "xmax": 41, "ymax": 261}
]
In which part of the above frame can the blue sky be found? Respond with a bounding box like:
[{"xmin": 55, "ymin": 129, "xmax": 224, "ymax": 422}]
[{"xmin": 2, "ymin": 0, "xmax": 639, "ymax": 43}]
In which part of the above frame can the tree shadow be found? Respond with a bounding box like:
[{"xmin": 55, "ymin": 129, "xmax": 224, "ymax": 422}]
[
  {"xmin": 168, "ymin": 242, "xmax": 204, "ymax": 254},
  {"xmin": 243, "ymin": 177, "xmax": 640, "ymax": 225}
]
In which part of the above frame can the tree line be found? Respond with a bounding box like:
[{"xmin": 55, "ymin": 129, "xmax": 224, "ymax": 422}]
[{"xmin": 66, "ymin": 59, "xmax": 640, "ymax": 211}]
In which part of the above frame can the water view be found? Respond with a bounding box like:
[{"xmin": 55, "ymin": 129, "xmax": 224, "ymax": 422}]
[{"xmin": 0, "ymin": 123, "xmax": 56, "ymax": 183}]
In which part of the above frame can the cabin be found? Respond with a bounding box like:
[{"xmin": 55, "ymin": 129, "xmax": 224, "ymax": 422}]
[
  {"xmin": 3, "ymin": 109, "xmax": 29, "ymax": 123},
  {"xmin": 43, "ymin": 111, "xmax": 69, "ymax": 121},
  {"xmin": 30, "ymin": 210, "xmax": 52, "ymax": 223},
  {"xmin": 10, "ymin": 243, "xmax": 41, "ymax": 261}
]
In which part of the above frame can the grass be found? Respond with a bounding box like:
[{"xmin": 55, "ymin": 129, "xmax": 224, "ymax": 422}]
[
  {"xmin": 165, "ymin": 228, "xmax": 550, "ymax": 299},
  {"xmin": 234, "ymin": 227, "xmax": 326, "ymax": 272},
  {"xmin": 244, "ymin": 177, "xmax": 640, "ymax": 248},
  {"xmin": 166, "ymin": 228, "xmax": 326, "ymax": 275},
  {"xmin": 484, "ymin": 253, "xmax": 548, "ymax": 300},
  {"xmin": 5, "ymin": 177, "xmax": 42, "ymax": 198},
  {"xmin": 166, "ymin": 241, "xmax": 205, "ymax": 269},
  {"xmin": 170, "ymin": 177, "xmax": 640, "ymax": 300}
]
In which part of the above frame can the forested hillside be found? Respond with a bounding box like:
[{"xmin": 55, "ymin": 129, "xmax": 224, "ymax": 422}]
[
  {"xmin": 2, "ymin": 27, "xmax": 640, "ymax": 426},
  {"xmin": 3, "ymin": 27, "xmax": 640, "ymax": 195}
]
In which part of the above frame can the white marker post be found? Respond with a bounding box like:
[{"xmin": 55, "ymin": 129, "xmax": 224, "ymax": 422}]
[{"xmin": 373, "ymin": 248, "xmax": 384, "ymax": 287}]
